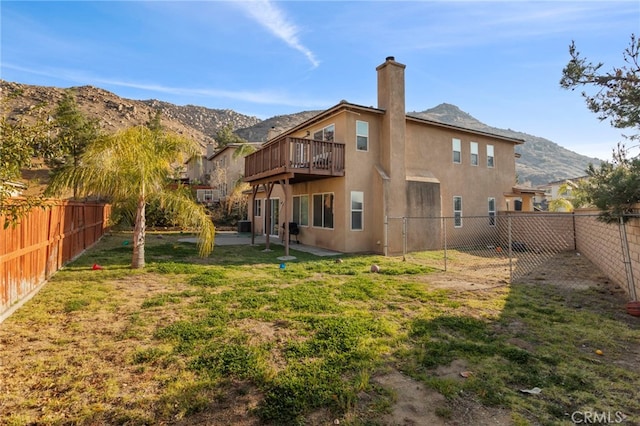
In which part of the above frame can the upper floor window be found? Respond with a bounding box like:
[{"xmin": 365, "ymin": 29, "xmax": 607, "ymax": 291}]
[
  {"xmin": 452, "ymin": 138, "xmax": 461, "ymax": 164},
  {"xmin": 488, "ymin": 197, "xmax": 496, "ymax": 226},
  {"xmin": 453, "ymin": 196, "xmax": 462, "ymax": 228},
  {"xmin": 470, "ymin": 142, "xmax": 478, "ymax": 166},
  {"xmin": 356, "ymin": 121, "xmax": 368, "ymax": 151},
  {"xmin": 293, "ymin": 195, "xmax": 309, "ymax": 226},
  {"xmin": 351, "ymin": 191, "xmax": 364, "ymax": 231},
  {"xmin": 313, "ymin": 124, "xmax": 335, "ymax": 142},
  {"xmin": 487, "ymin": 145, "xmax": 495, "ymax": 168},
  {"xmin": 313, "ymin": 193, "xmax": 334, "ymax": 229}
]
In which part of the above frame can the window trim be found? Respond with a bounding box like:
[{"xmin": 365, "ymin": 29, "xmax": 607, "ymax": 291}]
[
  {"xmin": 470, "ymin": 141, "xmax": 479, "ymax": 166},
  {"xmin": 356, "ymin": 120, "xmax": 369, "ymax": 152},
  {"xmin": 488, "ymin": 197, "xmax": 496, "ymax": 227},
  {"xmin": 452, "ymin": 138, "xmax": 461, "ymax": 164},
  {"xmin": 312, "ymin": 192, "xmax": 335, "ymax": 229},
  {"xmin": 453, "ymin": 196, "xmax": 462, "ymax": 228},
  {"xmin": 350, "ymin": 191, "xmax": 364, "ymax": 231},
  {"xmin": 292, "ymin": 194, "xmax": 309, "ymax": 227},
  {"xmin": 254, "ymin": 198, "xmax": 262, "ymax": 217},
  {"xmin": 313, "ymin": 124, "xmax": 335, "ymax": 142},
  {"xmin": 487, "ymin": 144, "xmax": 495, "ymax": 168}
]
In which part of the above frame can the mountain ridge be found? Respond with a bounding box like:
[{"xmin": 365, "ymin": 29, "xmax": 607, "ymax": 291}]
[{"xmin": 1, "ymin": 80, "xmax": 599, "ymax": 186}]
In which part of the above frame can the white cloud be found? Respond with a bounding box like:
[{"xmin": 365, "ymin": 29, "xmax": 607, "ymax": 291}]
[{"xmin": 234, "ymin": 0, "xmax": 320, "ymax": 68}]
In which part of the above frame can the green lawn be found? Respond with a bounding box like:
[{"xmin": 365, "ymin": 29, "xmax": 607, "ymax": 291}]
[{"xmin": 1, "ymin": 232, "xmax": 638, "ymax": 425}]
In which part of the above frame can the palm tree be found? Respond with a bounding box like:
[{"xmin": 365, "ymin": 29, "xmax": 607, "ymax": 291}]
[
  {"xmin": 47, "ymin": 125, "xmax": 215, "ymax": 268},
  {"xmin": 548, "ymin": 180, "xmax": 590, "ymax": 212}
]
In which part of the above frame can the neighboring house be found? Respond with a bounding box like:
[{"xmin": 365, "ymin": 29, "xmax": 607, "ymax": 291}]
[
  {"xmin": 0, "ymin": 181, "xmax": 27, "ymax": 197},
  {"xmin": 184, "ymin": 143, "xmax": 216, "ymax": 186},
  {"xmin": 207, "ymin": 143, "xmax": 261, "ymax": 203},
  {"xmin": 184, "ymin": 142, "xmax": 260, "ymax": 205},
  {"xmin": 537, "ymin": 176, "xmax": 587, "ymax": 211},
  {"xmin": 244, "ymin": 57, "xmax": 526, "ymax": 255}
]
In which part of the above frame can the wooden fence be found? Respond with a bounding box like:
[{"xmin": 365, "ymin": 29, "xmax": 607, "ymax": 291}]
[{"xmin": 0, "ymin": 201, "xmax": 111, "ymax": 319}]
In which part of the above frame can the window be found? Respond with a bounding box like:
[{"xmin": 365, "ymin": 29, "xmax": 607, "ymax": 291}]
[
  {"xmin": 203, "ymin": 190, "xmax": 213, "ymax": 202},
  {"xmin": 254, "ymin": 199, "xmax": 262, "ymax": 216},
  {"xmin": 351, "ymin": 191, "xmax": 364, "ymax": 231},
  {"xmin": 487, "ymin": 145, "xmax": 494, "ymax": 168},
  {"xmin": 313, "ymin": 193, "xmax": 334, "ymax": 229},
  {"xmin": 313, "ymin": 124, "xmax": 335, "ymax": 142},
  {"xmin": 356, "ymin": 121, "xmax": 368, "ymax": 151},
  {"xmin": 452, "ymin": 138, "xmax": 461, "ymax": 164},
  {"xmin": 488, "ymin": 197, "xmax": 496, "ymax": 226},
  {"xmin": 470, "ymin": 142, "xmax": 478, "ymax": 166},
  {"xmin": 453, "ymin": 196, "xmax": 462, "ymax": 228},
  {"xmin": 292, "ymin": 195, "xmax": 309, "ymax": 226}
]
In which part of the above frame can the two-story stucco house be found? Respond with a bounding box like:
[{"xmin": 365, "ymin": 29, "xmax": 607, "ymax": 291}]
[
  {"xmin": 184, "ymin": 142, "xmax": 261, "ymax": 205},
  {"xmin": 244, "ymin": 57, "xmax": 525, "ymax": 255},
  {"xmin": 207, "ymin": 142, "xmax": 261, "ymax": 203}
]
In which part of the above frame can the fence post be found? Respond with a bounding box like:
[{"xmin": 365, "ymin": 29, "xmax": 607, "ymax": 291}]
[
  {"xmin": 443, "ymin": 216, "xmax": 448, "ymax": 272},
  {"xmin": 619, "ymin": 216, "xmax": 637, "ymax": 301},
  {"xmin": 508, "ymin": 214, "xmax": 513, "ymax": 283}
]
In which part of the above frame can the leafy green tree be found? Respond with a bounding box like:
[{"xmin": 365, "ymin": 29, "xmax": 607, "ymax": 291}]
[
  {"xmin": 580, "ymin": 148, "xmax": 640, "ymax": 223},
  {"xmin": 548, "ymin": 180, "xmax": 589, "ymax": 212},
  {"xmin": 47, "ymin": 126, "xmax": 215, "ymax": 268},
  {"xmin": 44, "ymin": 90, "xmax": 100, "ymax": 197},
  {"xmin": 0, "ymin": 95, "xmax": 50, "ymax": 226},
  {"xmin": 560, "ymin": 34, "xmax": 639, "ymax": 139},
  {"xmin": 560, "ymin": 34, "xmax": 640, "ymax": 222},
  {"xmin": 215, "ymin": 123, "xmax": 246, "ymax": 148}
]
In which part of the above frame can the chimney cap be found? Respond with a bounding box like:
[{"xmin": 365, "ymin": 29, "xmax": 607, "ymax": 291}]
[{"xmin": 385, "ymin": 56, "xmax": 395, "ymax": 62}]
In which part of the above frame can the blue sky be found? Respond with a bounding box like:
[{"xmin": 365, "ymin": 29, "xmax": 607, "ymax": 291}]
[{"xmin": 1, "ymin": 1, "xmax": 638, "ymax": 161}]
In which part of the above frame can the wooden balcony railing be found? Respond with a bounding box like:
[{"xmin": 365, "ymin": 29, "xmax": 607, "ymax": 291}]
[{"xmin": 244, "ymin": 137, "xmax": 345, "ymax": 183}]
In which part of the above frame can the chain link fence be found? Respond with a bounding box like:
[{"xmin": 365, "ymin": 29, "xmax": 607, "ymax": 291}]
[{"xmin": 388, "ymin": 213, "xmax": 640, "ymax": 298}]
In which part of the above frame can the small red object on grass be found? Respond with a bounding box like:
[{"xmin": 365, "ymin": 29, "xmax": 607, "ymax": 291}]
[{"xmin": 92, "ymin": 263, "xmax": 103, "ymax": 270}]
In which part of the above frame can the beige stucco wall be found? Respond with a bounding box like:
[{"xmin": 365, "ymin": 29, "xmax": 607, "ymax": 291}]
[{"xmin": 406, "ymin": 123, "xmax": 516, "ymax": 218}]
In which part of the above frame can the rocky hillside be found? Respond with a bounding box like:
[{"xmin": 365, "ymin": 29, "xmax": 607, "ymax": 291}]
[
  {"xmin": 2, "ymin": 80, "xmax": 600, "ymax": 186},
  {"xmin": 0, "ymin": 80, "xmax": 259, "ymax": 150}
]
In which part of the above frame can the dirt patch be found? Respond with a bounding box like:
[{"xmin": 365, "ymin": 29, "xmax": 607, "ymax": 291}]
[
  {"xmin": 373, "ymin": 368, "xmax": 513, "ymax": 426},
  {"xmin": 374, "ymin": 369, "xmax": 448, "ymax": 425}
]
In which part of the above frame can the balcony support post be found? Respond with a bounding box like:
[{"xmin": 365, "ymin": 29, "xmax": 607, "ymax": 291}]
[
  {"xmin": 250, "ymin": 185, "xmax": 258, "ymax": 246},
  {"xmin": 263, "ymin": 181, "xmax": 275, "ymax": 251}
]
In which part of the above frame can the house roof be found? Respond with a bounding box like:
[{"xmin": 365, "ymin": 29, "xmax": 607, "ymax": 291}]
[
  {"xmin": 1, "ymin": 180, "xmax": 28, "ymax": 189},
  {"xmin": 263, "ymin": 101, "xmax": 385, "ymax": 146},
  {"xmin": 504, "ymin": 185, "xmax": 545, "ymax": 197},
  {"xmin": 406, "ymin": 115, "xmax": 524, "ymax": 144},
  {"xmin": 542, "ymin": 175, "xmax": 589, "ymax": 186},
  {"xmin": 207, "ymin": 142, "xmax": 262, "ymax": 161},
  {"xmin": 263, "ymin": 100, "xmax": 524, "ymax": 146}
]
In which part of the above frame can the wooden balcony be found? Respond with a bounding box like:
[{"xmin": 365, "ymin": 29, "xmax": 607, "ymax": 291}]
[{"xmin": 244, "ymin": 137, "xmax": 345, "ymax": 184}]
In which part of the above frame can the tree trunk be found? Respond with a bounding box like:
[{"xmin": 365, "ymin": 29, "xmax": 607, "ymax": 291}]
[{"xmin": 132, "ymin": 196, "xmax": 146, "ymax": 269}]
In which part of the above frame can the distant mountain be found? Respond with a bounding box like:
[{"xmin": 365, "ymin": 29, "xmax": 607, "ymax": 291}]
[{"xmin": 2, "ymin": 80, "xmax": 599, "ymax": 186}]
